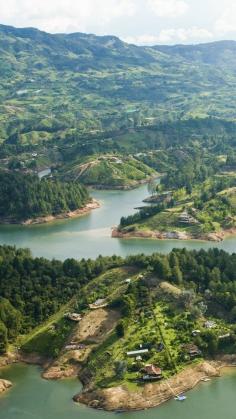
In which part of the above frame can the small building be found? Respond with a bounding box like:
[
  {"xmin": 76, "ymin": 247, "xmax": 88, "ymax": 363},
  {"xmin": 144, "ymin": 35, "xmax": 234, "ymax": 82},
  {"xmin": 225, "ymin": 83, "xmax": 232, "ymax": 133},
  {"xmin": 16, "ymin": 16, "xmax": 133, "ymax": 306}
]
[
  {"xmin": 179, "ymin": 212, "xmax": 199, "ymax": 225},
  {"xmin": 219, "ymin": 333, "xmax": 230, "ymax": 340},
  {"xmin": 204, "ymin": 321, "xmax": 216, "ymax": 329},
  {"xmin": 89, "ymin": 298, "xmax": 108, "ymax": 309},
  {"xmin": 126, "ymin": 349, "xmax": 149, "ymax": 357},
  {"xmin": 124, "ymin": 278, "xmax": 131, "ymax": 284},
  {"xmin": 65, "ymin": 343, "xmax": 86, "ymax": 351},
  {"xmin": 141, "ymin": 364, "xmax": 162, "ymax": 381},
  {"xmin": 65, "ymin": 313, "xmax": 82, "ymax": 322},
  {"xmin": 182, "ymin": 344, "xmax": 202, "ymax": 358},
  {"xmin": 192, "ymin": 330, "xmax": 201, "ymax": 337}
]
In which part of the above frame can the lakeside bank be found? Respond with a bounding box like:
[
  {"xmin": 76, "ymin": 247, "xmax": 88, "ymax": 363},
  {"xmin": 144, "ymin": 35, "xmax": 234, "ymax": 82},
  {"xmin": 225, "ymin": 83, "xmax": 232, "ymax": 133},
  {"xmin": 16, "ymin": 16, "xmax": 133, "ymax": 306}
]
[
  {"xmin": 112, "ymin": 227, "xmax": 236, "ymax": 243},
  {"xmin": 0, "ymin": 199, "xmax": 100, "ymax": 226}
]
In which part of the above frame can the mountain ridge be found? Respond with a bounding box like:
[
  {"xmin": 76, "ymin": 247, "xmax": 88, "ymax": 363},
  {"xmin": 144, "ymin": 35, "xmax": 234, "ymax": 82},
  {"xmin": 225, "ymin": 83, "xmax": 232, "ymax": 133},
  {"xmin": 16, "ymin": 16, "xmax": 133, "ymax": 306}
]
[{"xmin": 0, "ymin": 23, "xmax": 236, "ymax": 153}]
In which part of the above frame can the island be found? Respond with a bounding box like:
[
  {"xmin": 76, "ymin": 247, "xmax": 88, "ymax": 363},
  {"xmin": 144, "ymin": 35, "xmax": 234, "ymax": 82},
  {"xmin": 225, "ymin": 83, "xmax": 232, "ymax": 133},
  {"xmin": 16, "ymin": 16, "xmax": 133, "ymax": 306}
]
[{"xmin": 1, "ymin": 246, "xmax": 236, "ymax": 411}]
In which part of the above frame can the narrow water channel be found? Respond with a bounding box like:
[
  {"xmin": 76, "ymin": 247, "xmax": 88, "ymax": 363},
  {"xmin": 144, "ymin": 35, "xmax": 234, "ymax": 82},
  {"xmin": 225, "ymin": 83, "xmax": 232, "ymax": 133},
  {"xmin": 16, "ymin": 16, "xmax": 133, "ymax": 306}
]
[
  {"xmin": 0, "ymin": 184, "xmax": 235, "ymax": 260},
  {"xmin": 1, "ymin": 185, "xmax": 236, "ymax": 418}
]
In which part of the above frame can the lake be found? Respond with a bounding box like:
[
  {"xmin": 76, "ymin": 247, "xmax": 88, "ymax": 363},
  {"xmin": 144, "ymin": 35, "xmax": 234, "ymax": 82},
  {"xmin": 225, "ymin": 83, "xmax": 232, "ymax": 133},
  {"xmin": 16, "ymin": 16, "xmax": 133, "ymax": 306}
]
[
  {"xmin": 1, "ymin": 364, "xmax": 236, "ymax": 419},
  {"xmin": 0, "ymin": 184, "xmax": 236, "ymax": 418},
  {"xmin": 0, "ymin": 184, "xmax": 235, "ymax": 260}
]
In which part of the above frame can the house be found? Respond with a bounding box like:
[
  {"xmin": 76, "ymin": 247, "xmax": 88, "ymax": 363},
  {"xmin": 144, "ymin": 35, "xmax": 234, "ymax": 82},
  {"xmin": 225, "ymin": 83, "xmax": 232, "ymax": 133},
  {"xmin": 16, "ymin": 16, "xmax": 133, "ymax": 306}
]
[
  {"xmin": 182, "ymin": 344, "xmax": 202, "ymax": 358},
  {"xmin": 219, "ymin": 333, "xmax": 230, "ymax": 340},
  {"xmin": 192, "ymin": 330, "xmax": 201, "ymax": 337},
  {"xmin": 64, "ymin": 313, "xmax": 82, "ymax": 322},
  {"xmin": 65, "ymin": 344, "xmax": 86, "ymax": 351},
  {"xmin": 204, "ymin": 321, "xmax": 216, "ymax": 329},
  {"xmin": 126, "ymin": 349, "xmax": 149, "ymax": 357},
  {"xmin": 89, "ymin": 298, "xmax": 108, "ymax": 309},
  {"xmin": 124, "ymin": 278, "xmax": 131, "ymax": 284},
  {"xmin": 141, "ymin": 364, "xmax": 162, "ymax": 381},
  {"xmin": 65, "ymin": 345, "xmax": 78, "ymax": 350},
  {"xmin": 179, "ymin": 212, "xmax": 199, "ymax": 225}
]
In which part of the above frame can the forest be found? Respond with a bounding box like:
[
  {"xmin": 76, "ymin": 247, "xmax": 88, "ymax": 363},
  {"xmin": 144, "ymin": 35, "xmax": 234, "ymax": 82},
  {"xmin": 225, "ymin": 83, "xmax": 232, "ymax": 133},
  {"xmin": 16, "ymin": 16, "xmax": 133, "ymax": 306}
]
[
  {"xmin": 1, "ymin": 245, "xmax": 236, "ymax": 360},
  {"xmin": 0, "ymin": 171, "xmax": 90, "ymax": 222}
]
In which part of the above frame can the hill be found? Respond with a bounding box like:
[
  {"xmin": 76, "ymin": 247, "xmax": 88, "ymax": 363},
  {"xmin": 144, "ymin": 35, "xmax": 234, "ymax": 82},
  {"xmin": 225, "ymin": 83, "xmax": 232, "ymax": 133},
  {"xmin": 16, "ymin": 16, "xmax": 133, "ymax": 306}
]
[
  {"xmin": 1, "ymin": 24, "xmax": 236, "ymax": 150},
  {"xmin": 1, "ymin": 246, "xmax": 236, "ymax": 409},
  {"xmin": 62, "ymin": 154, "xmax": 157, "ymax": 189}
]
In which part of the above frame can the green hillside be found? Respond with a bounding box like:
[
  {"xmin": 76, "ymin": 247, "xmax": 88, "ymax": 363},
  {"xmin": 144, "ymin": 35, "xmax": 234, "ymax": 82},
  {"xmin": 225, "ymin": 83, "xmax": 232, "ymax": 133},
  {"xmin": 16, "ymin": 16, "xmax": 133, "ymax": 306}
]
[
  {"xmin": 1, "ymin": 24, "xmax": 236, "ymax": 150},
  {"xmin": 62, "ymin": 155, "xmax": 157, "ymax": 189},
  {"xmin": 1, "ymin": 246, "xmax": 236, "ymax": 387}
]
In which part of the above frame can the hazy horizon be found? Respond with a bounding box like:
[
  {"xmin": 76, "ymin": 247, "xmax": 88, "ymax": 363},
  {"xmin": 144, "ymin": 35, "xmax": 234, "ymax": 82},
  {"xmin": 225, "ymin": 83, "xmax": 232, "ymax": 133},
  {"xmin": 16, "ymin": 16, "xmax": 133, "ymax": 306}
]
[
  {"xmin": 0, "ymin": 0, "xmax": 235, "ymax": 46},
  {"xmin": 1, "ymin": 22, "xmax": 236, "ymax": 49}
]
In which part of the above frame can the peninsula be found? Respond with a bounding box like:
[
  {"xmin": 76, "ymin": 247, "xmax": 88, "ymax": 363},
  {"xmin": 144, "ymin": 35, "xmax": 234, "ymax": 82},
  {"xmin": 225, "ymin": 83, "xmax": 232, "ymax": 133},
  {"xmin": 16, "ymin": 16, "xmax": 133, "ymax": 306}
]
[{"xmin": 1, "ymin": 246, "xmax": 236, "ymax": 411}]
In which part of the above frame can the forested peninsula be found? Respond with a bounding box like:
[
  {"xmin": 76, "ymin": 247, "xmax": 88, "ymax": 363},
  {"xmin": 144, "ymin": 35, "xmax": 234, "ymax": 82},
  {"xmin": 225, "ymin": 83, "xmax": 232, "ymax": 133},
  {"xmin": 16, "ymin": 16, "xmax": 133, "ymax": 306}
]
[
  {"xmin": 2, "ymin": 246, "xmax": 236, "ymax": 409},
  {"xmin": 0, "ymin": 171, "xmax": 97, "ymax": 224}
]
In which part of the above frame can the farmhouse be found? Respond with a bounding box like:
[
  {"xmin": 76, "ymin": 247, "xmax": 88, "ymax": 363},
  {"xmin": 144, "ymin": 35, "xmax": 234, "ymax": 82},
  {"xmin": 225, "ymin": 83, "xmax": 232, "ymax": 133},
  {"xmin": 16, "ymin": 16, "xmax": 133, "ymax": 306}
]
[
  {"xmin": 126, "ymin": 349, "xmax": 149, "ymax": 357},
  {"xmin": 89, "ymin": 298, "xmax": 108, "ymax": 309},
  {"xmin": 141, "ymin": 364, "xmax": 163, "ymax": 381},
  {"xmin": 182, "ymin": 344, "xmax": 202, "ymax": 358}
]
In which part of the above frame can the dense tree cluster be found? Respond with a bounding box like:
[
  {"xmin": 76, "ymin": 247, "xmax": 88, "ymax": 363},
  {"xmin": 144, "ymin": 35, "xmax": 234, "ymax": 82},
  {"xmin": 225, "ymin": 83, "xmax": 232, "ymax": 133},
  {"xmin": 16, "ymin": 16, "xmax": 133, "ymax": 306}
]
[
  {"xmin": 0, "ymin": 171, "xmax": 90, "ymax": 221},
  {"xmin": 127, "ymin": 249, "xmax": 236, "ymax": 318},
  {"xmin": 0, "ymin": 245, "xmax": 122, "ymax": 353},
  {"xmin": 1, "ymin": 245, "xmax": 236, "ymax": 355},
  {"xmin": 119, "ymin": 203, "xmax": 168, "ymax": 228}
]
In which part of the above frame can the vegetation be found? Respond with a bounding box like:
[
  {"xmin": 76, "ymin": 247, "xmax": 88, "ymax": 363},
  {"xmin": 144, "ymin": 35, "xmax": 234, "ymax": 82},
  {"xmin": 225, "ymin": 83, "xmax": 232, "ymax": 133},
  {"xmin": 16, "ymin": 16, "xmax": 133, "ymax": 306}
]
[
  {"xmin": 0, "ymin": 245, "xmax": 122, "ymax": 353},
  {"xmin": 1, "ymin": 24, "xmax": 236, "ymax": 191},
  {"xmin": 118, "ymin": 145, "xmax": 236, "ymax": 238},
  {"xmin": 1, "ymin": 25, "xmax": 236, "ymax": 146},
  {"xmin": 82, "ymin": 249, "xmax": 236, "ymax": 388},
  {"xmin": 1, "ymin": 245, "xmax": 236, "ymax": 387},
  {"xmin": 0, "ymin": 171, "xmax": 90, "ymax": 222},
  {"xmin": 62, "ymin": 155, "xmax": 157, "ymax": 188}
]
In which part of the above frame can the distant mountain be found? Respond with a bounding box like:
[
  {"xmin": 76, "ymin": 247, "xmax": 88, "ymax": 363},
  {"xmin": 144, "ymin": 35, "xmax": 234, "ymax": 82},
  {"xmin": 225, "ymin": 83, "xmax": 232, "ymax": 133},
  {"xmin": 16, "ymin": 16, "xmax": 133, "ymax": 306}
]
[
  {"xmin": 154, "ymin": 41, "xmax": 236, "ymax": 67},
  {"xmin": 0, "ymin": 24, "xmax": 236, "ymax": 146},
  {"xmin": 0, "ymin": 24, "xmax": 157, "ymax": 72}
]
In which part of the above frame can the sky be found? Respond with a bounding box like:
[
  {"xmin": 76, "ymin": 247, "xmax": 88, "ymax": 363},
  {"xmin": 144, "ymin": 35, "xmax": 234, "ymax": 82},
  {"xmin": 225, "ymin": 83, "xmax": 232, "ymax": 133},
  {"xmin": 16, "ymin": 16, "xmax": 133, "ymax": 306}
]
[{"xmin": 0, "ymin": 0, "xmax": 236, "ymax": 45}]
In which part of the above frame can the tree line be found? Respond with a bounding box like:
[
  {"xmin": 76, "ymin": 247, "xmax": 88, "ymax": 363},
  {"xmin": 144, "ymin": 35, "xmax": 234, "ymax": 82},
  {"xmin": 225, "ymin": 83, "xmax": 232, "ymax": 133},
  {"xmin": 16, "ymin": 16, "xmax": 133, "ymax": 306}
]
[
  {"xmin": 0, "ymin": 171, "xmax": 90, "ymax": 221},
  {"xmin": 1, "ymin": 246, "xmax": 236, "ymax": 353}
]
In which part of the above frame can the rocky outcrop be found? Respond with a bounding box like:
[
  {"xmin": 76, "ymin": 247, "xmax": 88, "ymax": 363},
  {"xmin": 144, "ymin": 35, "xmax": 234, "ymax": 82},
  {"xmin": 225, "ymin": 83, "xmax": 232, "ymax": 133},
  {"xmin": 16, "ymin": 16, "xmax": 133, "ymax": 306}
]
[
  {"xmin": 112, "ymin": 227, "xmax": 236, "ymax": 242},
  {"xmin": 43, "ymin": 364, "xmax": 80, "ymax": 380},
  {"xmin": 0, "ymin": 379, "xmax": 12, "ymax": 394},
  {"xmin": 74, "ymin": 361, "xmax": 220, "ymax": 411}
]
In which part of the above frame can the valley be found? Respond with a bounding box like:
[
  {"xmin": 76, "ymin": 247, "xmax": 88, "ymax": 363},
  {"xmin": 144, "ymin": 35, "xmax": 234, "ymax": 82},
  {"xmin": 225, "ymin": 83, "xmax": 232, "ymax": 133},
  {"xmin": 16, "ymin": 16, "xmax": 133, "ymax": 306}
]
[{"xmin": 1, "ymin": 22, "xmax": 236, "ymax": 418}]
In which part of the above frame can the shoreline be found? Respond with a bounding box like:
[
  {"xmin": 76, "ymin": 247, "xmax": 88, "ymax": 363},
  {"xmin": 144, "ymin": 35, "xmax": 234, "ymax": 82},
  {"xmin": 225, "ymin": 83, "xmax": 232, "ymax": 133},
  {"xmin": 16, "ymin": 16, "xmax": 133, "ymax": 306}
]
[
  {"xmin": 112, "ymin": 227, "xmax": 236, "ymax": 243},
  {"xmin": 74, "ymin": 356, "xmax": 236, "ymax": 412},
  {"xmin": 0, "ymin": 199, "xmax": 100, "ymax": 226},
  {"xmin": 1, "ymin": 351, "xmax": 236, "ymax": 411}
]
